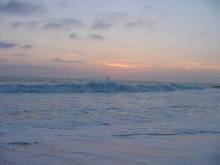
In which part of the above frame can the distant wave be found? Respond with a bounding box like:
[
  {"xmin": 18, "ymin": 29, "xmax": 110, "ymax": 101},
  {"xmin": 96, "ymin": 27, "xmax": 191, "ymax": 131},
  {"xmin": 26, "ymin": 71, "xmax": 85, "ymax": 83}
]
[
  {"xmin": 211, "ymin": 85, "xmax": 220, "ymax": 89},
  {"xmin": 112, "ymin": 130, "xmax": 220, "ymax": 137},
  {"xmin": 0, "ymin": 81, "xmax": 204, "ymax": 93}
]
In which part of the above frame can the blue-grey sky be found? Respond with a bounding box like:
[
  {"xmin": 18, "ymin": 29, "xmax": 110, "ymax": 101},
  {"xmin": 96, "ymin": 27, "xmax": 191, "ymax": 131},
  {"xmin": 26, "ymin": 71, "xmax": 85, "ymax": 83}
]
[{"xmin": 0, "ymin": 0, "xmax": 219, "ymax": 83}]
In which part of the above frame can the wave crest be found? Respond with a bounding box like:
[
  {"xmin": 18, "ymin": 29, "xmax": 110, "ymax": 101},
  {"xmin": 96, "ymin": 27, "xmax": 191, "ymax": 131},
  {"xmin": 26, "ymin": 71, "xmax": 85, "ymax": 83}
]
[{"xmin": 0, "ymin": 81, "xmax": 204, "ymax": 93}]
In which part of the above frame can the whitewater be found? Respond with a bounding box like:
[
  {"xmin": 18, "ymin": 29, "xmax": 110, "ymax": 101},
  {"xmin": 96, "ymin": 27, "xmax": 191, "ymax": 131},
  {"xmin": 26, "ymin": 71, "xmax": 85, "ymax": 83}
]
[{"xmin": 0, "ymin": 78, "xmax": 220, "ymax": 165}]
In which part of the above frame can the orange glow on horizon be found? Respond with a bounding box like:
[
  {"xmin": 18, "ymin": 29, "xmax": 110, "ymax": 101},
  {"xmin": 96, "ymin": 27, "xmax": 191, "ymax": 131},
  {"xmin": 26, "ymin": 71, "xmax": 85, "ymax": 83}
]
[
  {"xmin": 99, "ymin": 61, "xmax": 220, "ymax": 71},
  {"xmin": 102, "ymin": 61, "xmax": 153, "ymax": 69},
  {"xmin": 103, "ymin": 62, "xmax": 132, "ymax": 68}
]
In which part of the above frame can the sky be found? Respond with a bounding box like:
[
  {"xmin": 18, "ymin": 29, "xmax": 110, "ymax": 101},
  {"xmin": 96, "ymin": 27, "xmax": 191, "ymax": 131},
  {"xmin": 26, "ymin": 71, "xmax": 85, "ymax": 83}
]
[{"xmin": 0, "ymin": 0, "xmax": 220, "ymax": 83}]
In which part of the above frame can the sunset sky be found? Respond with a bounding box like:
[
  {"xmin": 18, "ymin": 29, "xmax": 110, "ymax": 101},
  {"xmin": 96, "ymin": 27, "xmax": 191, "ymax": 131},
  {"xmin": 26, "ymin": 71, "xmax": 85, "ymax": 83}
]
[{"xmin": 0, "ymin": 0, "xmax": 219, "ymax": 83}]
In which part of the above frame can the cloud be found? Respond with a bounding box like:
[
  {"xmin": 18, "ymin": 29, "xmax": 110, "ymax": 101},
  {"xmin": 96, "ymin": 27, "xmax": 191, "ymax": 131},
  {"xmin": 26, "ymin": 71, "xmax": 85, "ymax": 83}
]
[
  {"xmin": 43, "ymin": 23, "xmax": 63, "ymax": 29},
  {"xmin": 42, "ymin": 18, "xmax": 84, "ymax": 30},
  {"xmin": 0, "ymin": 41, "xmax": 17, "ymax": 49},
  {"xmin": 102, "ymin": 61, "xmax": 153, "ymax": 69},
  {"xmin": 69, "ymin": 33, "xmax": 79, "ymax": 40},
  {"xmin": 144, "ymin": 4, "xmax": 153, "ymax": 11},
  {"xmin": 10, "ymin": 21, "xmax": 24, "ymax": 28},
  {"xmin": 10, "ymin": 53, "xmax": 29, "ymax": 56},
  {"xmin": 91, "ymin": 12, "xmax": 128, "ymax": 30},
  {"xmin": 11, "ymin": 18, "xmax": 84, "ymax": 31},
  {"xmin": 0, "ymin": 41, "xmax": 33, "ymax": 50},
  {"xmin": 125, "ymin": 21, "xmax": 144, "ymax": 28},
  {"xmin": 52, "ymin": 58, "xmax": 83, "ymax": 63},
  {"xmin": 21, "ymin": 44, "xmax": 32, "ymax": 49},
  {"xmin": 10, "ymin": 20, "xmax": 42, "ymax": 29},
  {"xmin": 125, "ymin": 19, "xmax": 156, "ymax": 31},
  {"xmin": 91, "ymin": 21, "xmax": 113, "ymax": 30},
  {"xmin": 0, "ymin": 0, "xmax": 46, "ymax": 15},
  {"xmin": 87, "ymin": 34, "xmax": 105, "ymax": 40}
]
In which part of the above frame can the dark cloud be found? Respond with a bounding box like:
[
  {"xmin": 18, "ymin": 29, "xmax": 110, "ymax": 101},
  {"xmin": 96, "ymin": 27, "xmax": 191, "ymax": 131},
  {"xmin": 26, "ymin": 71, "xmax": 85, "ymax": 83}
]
[
  {"xmin": 91, "ymin": 21, "xmax": 113, "ymax": 30},
  {"xmin": 69, "ymin": 33, "xmax": 79, "ymax": 40},
  {"xmin": 11, "ymin": 18, "xmax": 84, "ymax": 31},
  {"xmin": 52, "ymin": 58, "xmax": 83, "ymax": 63},
  {"xmin": 0, "ymin": 0, "xmax": 46, "ymax": 15},
  {"xmin": 43, "ymin": 23, "xmax": 63, "ymax": 29},
  {"xmin": 21, "ymin": 44, "xmax": 32, "ymax": 49},
  {"xmin": 0, "ymin": 41, "xmax": 33, "ymax": 50},
  {"xmin": 11, "ymin": 18, "xmax": 84, "ymax": 30},
  {"xmin": 42, "ymin": 18, "xmax": 84, "ymax": 30},
  {"xmin": 0, "ymin": 41, "xmax": 17, "ymax": 49},
  {"xmin": 87, "ymin": 34, "xmax": 105, "ymax": 40},
  {"xmin": 125, "ymin": 21, "xmax": 144, "ymax": 28},
  {"xmin": 125, "ymin": 19, "xmax": 156, "ymax": 31}
]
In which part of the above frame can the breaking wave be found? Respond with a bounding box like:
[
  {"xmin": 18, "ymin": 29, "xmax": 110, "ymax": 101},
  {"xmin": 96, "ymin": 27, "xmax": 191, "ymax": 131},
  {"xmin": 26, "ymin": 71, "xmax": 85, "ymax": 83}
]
[{"xmin": 0, "ymin": 81, "xmax": 204, "ymax": 93}]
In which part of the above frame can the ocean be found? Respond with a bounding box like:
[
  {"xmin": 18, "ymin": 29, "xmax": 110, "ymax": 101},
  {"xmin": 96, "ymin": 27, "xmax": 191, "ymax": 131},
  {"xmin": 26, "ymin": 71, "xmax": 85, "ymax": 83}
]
[{"xmin": 0, "ymin": 77, "xmax": 220, "ymax": 165}]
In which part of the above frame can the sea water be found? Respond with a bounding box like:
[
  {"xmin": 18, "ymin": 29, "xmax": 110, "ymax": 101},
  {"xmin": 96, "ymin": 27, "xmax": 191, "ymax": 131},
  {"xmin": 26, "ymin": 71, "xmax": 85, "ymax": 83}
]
[{"xmin": 0, "ymin": 78, "xmax": 220, "ymax": 165}]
